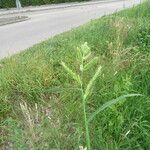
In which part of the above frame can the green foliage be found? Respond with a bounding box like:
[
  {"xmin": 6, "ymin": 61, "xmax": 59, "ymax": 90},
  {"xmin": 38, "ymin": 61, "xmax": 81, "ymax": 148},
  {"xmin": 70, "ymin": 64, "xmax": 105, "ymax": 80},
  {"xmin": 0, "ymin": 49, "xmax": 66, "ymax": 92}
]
[
  {"xmin": 136, "ymin": 24, "xmax": 150, "ymax": 52},
  {"xmin": 0, "ymin": 0, "xmax": 87, "ymax": 8},
  {"xmin": 88, "ymin": 94, "xmax": 142, "ymax": 123},
  {"xmin": 61, "ymin": 43, "xmax": 140, "ymax": 150},
  {"xmin": 5, "ymin": 118, "xmax": 27, "ymax": 150},
  {"xmin": 0, "ymin": 1, "xmax": 150, "ymax": 149},
  {"xmin": 61, "ymin": 42, "xmax": 102, "ymax": 150}
]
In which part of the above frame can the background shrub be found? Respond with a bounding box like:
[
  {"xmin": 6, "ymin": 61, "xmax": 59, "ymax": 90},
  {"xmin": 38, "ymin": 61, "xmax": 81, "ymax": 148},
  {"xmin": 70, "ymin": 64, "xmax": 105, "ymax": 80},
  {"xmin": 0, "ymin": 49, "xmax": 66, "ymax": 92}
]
[{"xmin": 0, "ymin": 0, "xmax": 87, "ymax": 8}]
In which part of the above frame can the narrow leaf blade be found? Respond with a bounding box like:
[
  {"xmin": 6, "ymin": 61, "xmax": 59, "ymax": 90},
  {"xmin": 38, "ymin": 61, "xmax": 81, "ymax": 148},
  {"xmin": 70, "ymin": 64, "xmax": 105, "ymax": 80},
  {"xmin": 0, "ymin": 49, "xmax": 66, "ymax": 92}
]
[{"xmin": 88, "ymin": 94, "xmax": 142, "ymax": 123}]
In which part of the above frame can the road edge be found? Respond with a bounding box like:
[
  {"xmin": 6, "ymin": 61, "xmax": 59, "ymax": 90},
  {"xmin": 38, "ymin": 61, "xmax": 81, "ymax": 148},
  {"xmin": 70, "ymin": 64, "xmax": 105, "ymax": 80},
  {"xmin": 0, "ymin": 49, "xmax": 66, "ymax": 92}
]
[{"xmin": 0, "ymin": 0, "xmax": 121, "ymax": 16}]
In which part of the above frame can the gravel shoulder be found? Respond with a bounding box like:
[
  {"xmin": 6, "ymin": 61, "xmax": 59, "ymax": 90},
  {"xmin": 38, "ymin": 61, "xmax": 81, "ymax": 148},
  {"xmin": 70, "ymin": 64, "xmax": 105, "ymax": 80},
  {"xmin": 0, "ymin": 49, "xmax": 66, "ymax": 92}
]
[{"xmin": 0, "ymin": 16, "xmax": 29, "ymax": 26}]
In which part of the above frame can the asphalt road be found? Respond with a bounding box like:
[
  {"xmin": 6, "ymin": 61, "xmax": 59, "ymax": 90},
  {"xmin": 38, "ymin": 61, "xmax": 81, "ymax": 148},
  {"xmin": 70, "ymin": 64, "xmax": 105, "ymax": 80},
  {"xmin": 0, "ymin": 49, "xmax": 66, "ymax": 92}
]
[{"xmin": 0, "ymin": 0, "xmax": 141, "ymax": 59}]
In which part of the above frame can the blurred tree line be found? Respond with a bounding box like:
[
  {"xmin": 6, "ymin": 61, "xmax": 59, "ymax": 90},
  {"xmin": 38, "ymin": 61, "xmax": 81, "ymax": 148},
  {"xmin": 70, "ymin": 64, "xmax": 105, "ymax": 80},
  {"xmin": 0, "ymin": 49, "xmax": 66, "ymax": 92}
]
[{"xmin": 0, "ymin": 0, "xmax": 87, "ymax": 8}]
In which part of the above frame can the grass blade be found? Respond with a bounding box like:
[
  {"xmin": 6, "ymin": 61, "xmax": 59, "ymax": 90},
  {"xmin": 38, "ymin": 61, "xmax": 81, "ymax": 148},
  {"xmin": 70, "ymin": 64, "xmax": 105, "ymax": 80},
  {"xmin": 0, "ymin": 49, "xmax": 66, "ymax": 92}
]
[{"xmin": 88, "ymin": 94, "xmax": 142, "ymax": 123}]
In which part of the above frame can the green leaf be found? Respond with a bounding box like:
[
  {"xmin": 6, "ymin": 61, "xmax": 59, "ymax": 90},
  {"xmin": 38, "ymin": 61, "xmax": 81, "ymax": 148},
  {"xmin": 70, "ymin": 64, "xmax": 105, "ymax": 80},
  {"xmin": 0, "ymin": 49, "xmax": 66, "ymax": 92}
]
[
  {"xmin": 88, "ymin": 94, "xmax": 142, "ymax": 123},
  {"xmin": 61, "ymin": 62, "xmax": 81, "ymax": 84}
]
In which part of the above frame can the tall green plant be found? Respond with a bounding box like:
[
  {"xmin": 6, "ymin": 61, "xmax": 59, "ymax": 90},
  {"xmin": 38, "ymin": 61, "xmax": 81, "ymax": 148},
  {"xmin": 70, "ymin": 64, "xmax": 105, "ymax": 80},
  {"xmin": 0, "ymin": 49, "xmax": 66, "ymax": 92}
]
[{"xmin": 61, "ymin": 42, "xmax": 141, "ymax": 150}]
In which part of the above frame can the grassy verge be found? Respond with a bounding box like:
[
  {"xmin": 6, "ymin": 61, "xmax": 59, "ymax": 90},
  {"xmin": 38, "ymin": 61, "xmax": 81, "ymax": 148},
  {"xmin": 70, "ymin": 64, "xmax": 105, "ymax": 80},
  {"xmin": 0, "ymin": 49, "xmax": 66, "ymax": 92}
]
[{"xmin": 0, "ymin": 1, "xmax": 150, "ymax": 149}]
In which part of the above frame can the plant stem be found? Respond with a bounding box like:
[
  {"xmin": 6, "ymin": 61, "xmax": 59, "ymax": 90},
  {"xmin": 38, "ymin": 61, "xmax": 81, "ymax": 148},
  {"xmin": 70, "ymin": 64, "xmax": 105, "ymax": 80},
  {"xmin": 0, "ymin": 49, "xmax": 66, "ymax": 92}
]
[
  {"xmin": 82, "ymin": 93, "xmax": 91, "ymax": 150},
  {"xmin": 80, "ymin": 55, "xmax": 91, "ymax": 150},
  {"xmin": 81, "ymin": 85, "xmax": 91, "ymax": 150}
]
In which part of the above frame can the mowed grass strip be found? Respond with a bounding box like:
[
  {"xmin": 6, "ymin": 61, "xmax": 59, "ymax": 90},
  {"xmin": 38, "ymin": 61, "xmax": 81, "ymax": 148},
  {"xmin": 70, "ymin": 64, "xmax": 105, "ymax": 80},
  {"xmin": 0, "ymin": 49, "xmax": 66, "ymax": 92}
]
[{"xmin": 0, "ymin": 1, "xmax": 150, "ymax": 149}]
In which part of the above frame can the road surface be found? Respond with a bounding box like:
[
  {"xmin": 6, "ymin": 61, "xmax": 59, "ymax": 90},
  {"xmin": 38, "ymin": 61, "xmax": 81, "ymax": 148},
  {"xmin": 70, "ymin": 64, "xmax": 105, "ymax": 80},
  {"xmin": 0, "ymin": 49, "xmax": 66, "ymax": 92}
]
[{"xmin": 0, "ymin": 0, "xmax": 141, "ymax": 59}]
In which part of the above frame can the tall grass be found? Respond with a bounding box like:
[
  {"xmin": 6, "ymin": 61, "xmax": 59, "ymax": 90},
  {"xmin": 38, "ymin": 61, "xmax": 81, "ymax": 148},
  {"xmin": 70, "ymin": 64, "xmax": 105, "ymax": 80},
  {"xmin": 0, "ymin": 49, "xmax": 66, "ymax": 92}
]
[
  {"xmin": 0, "ymin": 1, "xmax": 150, "ymax": 149},
  {"xmin": 61, "ymin": 42, "xmax": 141, "ymax": 149}
]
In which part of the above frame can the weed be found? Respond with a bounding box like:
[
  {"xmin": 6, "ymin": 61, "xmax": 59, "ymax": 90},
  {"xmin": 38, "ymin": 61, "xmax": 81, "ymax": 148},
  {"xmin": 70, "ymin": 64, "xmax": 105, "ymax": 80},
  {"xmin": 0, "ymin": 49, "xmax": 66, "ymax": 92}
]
[
  {"xmin": 61, "ymin": 43, "xmax": 140, "ymax": 149},
  {"xmin": 0, "ymin": 1, "xmax": 150, "ymax": 149}
]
